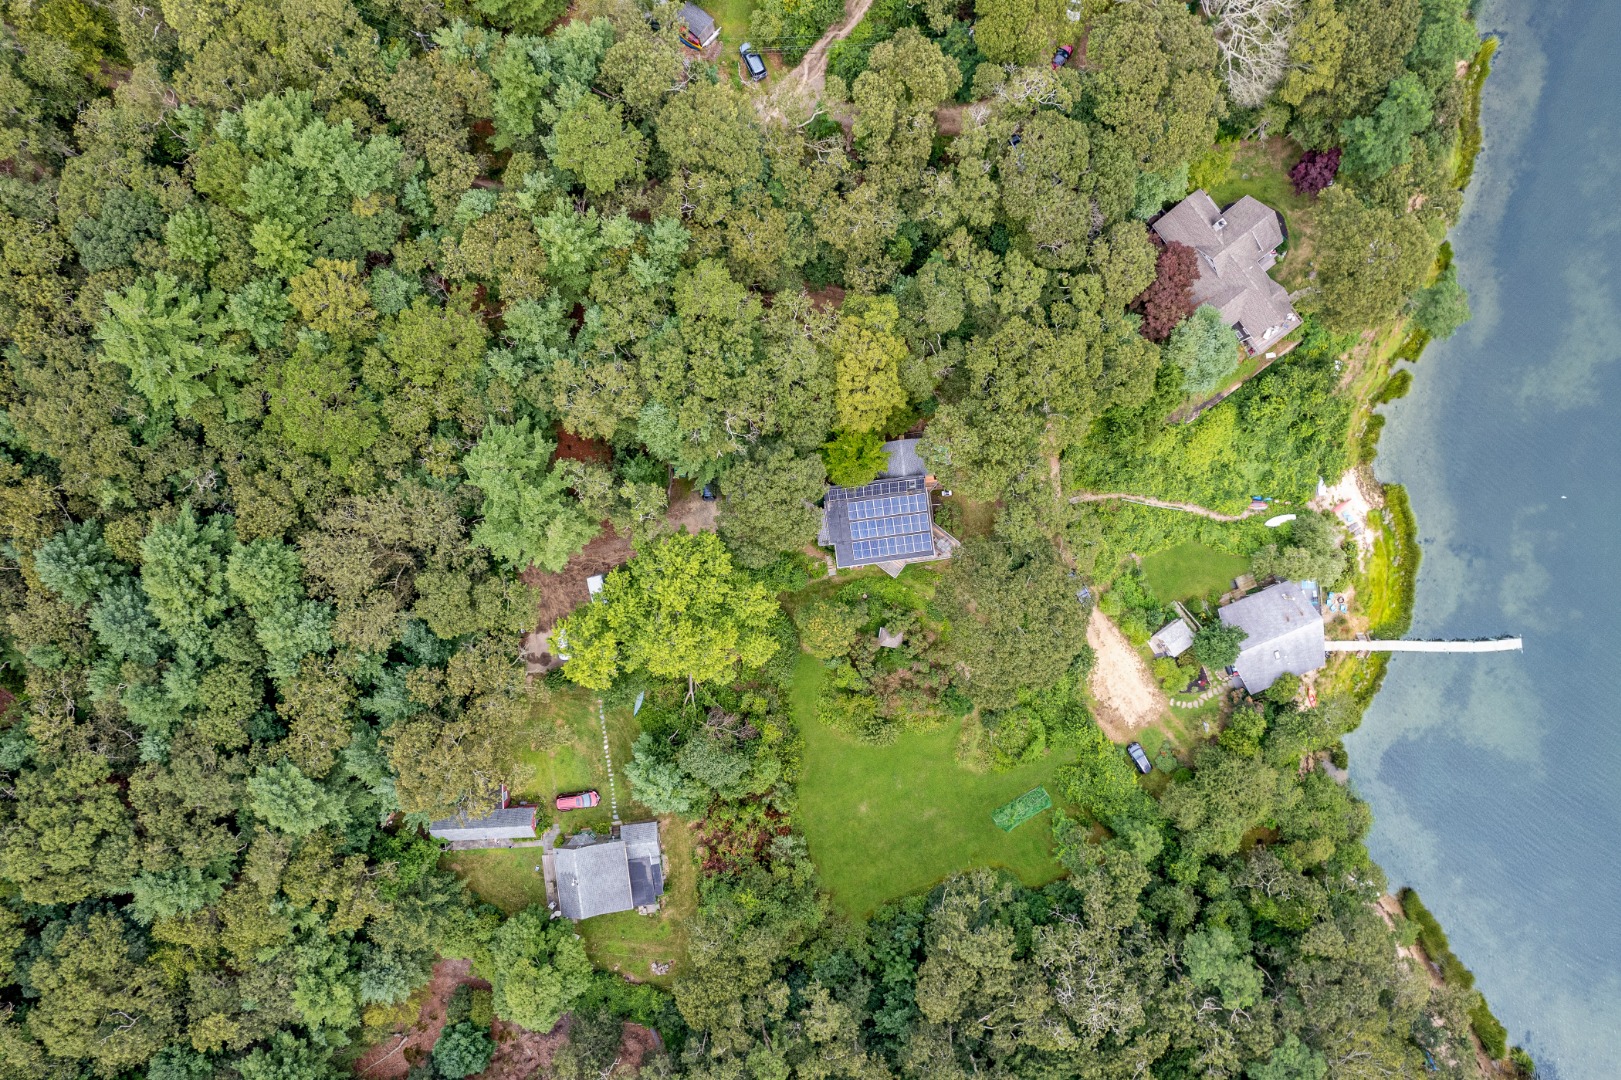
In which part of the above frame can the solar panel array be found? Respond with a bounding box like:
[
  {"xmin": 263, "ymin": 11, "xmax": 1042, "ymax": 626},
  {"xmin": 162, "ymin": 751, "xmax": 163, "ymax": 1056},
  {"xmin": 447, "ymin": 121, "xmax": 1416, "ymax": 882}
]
[
  {"xmin": 849, "ymin": 532, "xmax": 934, "ymax": 563},
  {"xmin": 826, "ymin": 475, "xmax": 936, "ymax": 567},
  {"xmin": 848, "ymin": 512, "xmax": 930, "ymax": 540}
]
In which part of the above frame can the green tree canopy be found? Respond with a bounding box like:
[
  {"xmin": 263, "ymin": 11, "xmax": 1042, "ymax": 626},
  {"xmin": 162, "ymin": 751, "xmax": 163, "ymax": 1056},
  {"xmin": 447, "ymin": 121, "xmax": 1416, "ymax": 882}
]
[
  {"xmin": 462, "ymin": 418, "xmax": 600, "ymax": 573},
  {"xmin": 558, "ymin": 530, "xmax": 780, "ymax": 692},
  {"xmin": 481, "ymin": 906, "xmax": 593, "ymax": 1032}
]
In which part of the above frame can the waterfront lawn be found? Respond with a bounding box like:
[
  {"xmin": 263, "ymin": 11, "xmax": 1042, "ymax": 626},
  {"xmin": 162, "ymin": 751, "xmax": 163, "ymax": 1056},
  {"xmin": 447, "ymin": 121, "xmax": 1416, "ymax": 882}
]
[
  {"xmin": 792, "ymin": 656, "xmax": 1070, "ymax": 918},
  {"xmin": 1141, "ymin": 541, "xmax": 1249, "ymax": 603}
]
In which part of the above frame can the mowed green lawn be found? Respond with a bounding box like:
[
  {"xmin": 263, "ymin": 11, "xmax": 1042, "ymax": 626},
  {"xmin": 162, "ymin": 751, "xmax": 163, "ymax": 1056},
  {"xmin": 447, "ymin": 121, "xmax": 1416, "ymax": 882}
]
[
  {"xmin": 792, "ymin": 657, "xmax": 1069, "ymax": 918},
  {"xmin": 1141, "ymin": 541, "xmax": 1248, "ymax": 603}
]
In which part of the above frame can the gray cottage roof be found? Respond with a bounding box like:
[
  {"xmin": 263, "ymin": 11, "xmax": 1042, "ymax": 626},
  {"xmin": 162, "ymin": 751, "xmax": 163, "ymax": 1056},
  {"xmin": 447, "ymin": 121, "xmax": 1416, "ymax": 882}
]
[
  {"xmin": 553, "ymin": 822, "xmax": 665, "ymax": 921},
  {"xmin": 1151, "ymin": 191, "xmax": 1300, "ymax": 352},
  {"xmin": 1149, "ymin": 619, "xmax": 1194, "ymax": 659},
  {"xmin": 1218, "ymin": 581, "xmax": 1325, "ymax": 693},
  {"xmin": 427, "ymin": 806, "xmax": 538, "ymax": 842},
  {"xmin": 822, "ymin": 475, "xmax": 937, "ymax": 569}
]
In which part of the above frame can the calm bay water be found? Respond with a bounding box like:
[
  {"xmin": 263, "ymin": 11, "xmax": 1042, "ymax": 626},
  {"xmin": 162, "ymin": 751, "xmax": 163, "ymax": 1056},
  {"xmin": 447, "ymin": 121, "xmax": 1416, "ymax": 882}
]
[{"xmin": 1345, "ymin": 2, "xmax": 1621, "ymax": 1076}]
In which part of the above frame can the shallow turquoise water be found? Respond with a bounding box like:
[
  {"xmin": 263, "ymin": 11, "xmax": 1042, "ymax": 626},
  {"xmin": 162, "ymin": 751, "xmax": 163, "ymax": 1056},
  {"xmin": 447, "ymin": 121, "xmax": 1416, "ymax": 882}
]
[{"xmin": 1345, "ymin": 3, "xmax": 1621, "ymax": 1077}]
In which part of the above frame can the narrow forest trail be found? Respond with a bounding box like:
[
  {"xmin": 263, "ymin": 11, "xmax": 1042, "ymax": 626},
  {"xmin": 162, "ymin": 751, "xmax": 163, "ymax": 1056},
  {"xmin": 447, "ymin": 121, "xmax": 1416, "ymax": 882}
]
[
  {"xmin": 1068, "ymin": 491, "xmax": 1266, "ymax": 522},
  {"xmin": 766, "ymin": 0, "xmax": 878, "ymax": 113}
]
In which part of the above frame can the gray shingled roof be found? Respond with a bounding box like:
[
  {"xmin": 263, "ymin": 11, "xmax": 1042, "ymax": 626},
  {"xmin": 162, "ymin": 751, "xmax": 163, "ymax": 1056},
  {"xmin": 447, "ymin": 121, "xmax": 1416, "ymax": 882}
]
[
  {"xmin": 822, "ymin": 475, "xmax": 938, "ymax": 569},
  {"xmin": 554, "ymin": 838, "xmax": 633, "ymax": 921},
  {"xmin": 881, "ymin": 439, "xmax": 927, "ymax": 478},
  {"xmin": 1218, "ymin": 581, "xmax": 1325, "ymax": 693},
  {"xmin": 1151, "ymin": 191, "xmax": 1300, "ymax": 352},
  {"xmin": 427, "ymin": 806, "xmax": 538, "ymax": 842},
  {"xmin": 1149, "ymin": 619, "xmax": 1194, "ymax": 659},
  {"xmin": 678, "ymin": 3, "xmax": 719, "ymax": 44},
  {"xmin": 553, "ymin": 822, "xmax": 665, "ymax": 921}
]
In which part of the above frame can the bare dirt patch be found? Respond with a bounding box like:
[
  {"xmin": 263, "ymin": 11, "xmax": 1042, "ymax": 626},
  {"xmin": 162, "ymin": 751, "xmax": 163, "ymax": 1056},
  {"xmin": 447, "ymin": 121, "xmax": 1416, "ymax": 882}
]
[
  {"xmin": 805, "ymin": 284, "xmax": 847, "ymax": 311},
  {"xmin": 666, "ymin": 479, "xmax": 719, "ymax": 535},
  {"xmin": 352, "ymin": 959, "xmax": 485, "ymax": 1080},
  {"xmin": 520, "ymin": 526, "xmax": 634, "ymax": 670},
  {"xmin": 352, "ymin": 959, "xmax": 661, "ymax": 1080},
  {"xmin": 1086, "ymin": 609, "xmax": 1170, "ymax": 740}
]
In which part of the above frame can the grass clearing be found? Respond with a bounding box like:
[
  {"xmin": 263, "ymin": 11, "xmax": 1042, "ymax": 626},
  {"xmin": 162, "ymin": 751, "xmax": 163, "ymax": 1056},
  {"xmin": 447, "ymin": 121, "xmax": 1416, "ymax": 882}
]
[
  {"xmin": 1141, "ymin": 541, "xmax": 1249, "ymax": 603},
  {"xmin": 792, "ymin": 656, "xmax": 1070, "ymax": 918},
  {"xmin": 442, "ymin": 847, "xmax": 547, "ymax": 915},
  {"xmin": 708, "ymin": 0, "xmax": 757, "ymax": 52},
  {"xmin": 450, "ymin": 682, "xmax": 699, "ymax": 979},
  {"xmin": 513, "ymin": 682, "xmax": 652, "ymax": 835}
]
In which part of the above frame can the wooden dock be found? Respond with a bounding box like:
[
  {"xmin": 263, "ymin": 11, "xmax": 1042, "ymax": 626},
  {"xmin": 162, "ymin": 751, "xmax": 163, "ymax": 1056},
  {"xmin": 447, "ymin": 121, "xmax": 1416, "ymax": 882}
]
[{"xmin": 1323, "ymin": 637, "xmax": 1523, "ymax": 653}]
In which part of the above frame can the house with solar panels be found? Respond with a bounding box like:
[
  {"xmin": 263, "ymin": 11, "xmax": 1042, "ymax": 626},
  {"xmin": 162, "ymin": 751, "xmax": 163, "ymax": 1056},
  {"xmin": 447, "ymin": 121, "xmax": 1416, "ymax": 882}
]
[{"xmin": 819, "ymin": 439, "xmax": 957, "ymax": 576}]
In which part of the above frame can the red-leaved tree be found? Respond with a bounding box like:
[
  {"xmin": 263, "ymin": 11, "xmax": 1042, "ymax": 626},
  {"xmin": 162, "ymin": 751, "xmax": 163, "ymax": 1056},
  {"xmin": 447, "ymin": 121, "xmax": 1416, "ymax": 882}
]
[
  {"xmin": 1289, "ymin": 148, "xmax": 1341, "ymax": 197},
  {"xmin": 1133, "ymin": 240, "xmax": 1199, "ymax": 341}
]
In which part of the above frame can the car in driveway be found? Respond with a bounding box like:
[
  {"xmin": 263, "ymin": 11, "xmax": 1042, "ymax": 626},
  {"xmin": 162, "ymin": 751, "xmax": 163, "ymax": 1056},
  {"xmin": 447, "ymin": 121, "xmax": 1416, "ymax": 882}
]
[
  {"xmin": 1126, "ymin": 743, "xmax": 1152, "ymax": 774},
  {"xmin": 556, "ymin": 790, "xmax": 600, "ymax": 811},
  {"xmin": 740, "ymin": 43, "xmax": 767, "ymax": 81},
  {"xmin": 1052, "ymin": 44, "xmax": 1073, "ymax": 69}
]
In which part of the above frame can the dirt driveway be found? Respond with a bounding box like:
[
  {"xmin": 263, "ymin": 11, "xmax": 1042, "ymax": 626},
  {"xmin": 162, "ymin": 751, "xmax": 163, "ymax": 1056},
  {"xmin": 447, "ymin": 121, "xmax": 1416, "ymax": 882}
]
[{"xmin": 1086, "ymin": 608, "xmax": 1170, "ymax": 741}]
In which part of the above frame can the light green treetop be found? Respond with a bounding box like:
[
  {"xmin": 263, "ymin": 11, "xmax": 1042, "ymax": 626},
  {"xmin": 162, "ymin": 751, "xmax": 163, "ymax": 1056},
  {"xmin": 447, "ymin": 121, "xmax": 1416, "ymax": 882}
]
[{"xmin": 558, "ymin": 530, "xmax": 779, "ymax": 693}]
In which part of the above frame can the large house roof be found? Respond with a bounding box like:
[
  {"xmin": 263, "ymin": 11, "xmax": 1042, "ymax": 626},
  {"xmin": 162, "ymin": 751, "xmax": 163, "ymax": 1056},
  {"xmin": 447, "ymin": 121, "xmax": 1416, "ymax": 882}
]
[
  {"xmin": 1218, "ymin": 581, "xmax": 1325, "ymax": 692},
  {"xmin": 1152, "ymin": 191, "xmax": 1300, "ymax": 352},
  {"xmin": 427, "ymin": 806, "xmax": 538, "ymax": 843},
  {"xmin": 553, "ymin": 822, "xmax": 665, "ymax": 920},
  {"xmin": 821, "ymin": 475, "xmax": 936, "ymax": 569}
]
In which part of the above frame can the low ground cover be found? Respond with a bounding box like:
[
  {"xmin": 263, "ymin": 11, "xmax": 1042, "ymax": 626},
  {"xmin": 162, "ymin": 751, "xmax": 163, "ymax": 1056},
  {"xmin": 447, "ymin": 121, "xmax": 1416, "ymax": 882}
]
[
  {"xmin": 792, "ymin": 657, "xmax": 1070, "ymax": 917},
  {"xmin": 1141, "ymin": 541, "xmax": 1249, "ymax": 603}
]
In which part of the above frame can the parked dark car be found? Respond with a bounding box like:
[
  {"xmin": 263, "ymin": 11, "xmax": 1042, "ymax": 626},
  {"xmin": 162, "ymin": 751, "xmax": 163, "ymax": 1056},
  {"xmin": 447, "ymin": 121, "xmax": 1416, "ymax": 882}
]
[
  {"xmin": 1052, "ymin": 44, "xmax": 1073, "ymax": 69},
  {"xmin": 556, "ymin": 790, "xmax": 600, "ymax": 811},
  {"xmin": 700, "ymin": 483, "xmax": 717, "ymax": 501},
  {"xmin": 740, "ymin": 43, "xmax": 767, "ymax": 81},
  {"xmin": 1126, "ymin": 742, "xmax": 1152, "ymax": 774}
]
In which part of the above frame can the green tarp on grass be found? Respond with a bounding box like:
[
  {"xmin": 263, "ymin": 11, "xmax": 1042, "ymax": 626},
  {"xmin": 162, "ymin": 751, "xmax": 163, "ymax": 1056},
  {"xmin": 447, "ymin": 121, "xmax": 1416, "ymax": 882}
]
[{"xmin": 992, "ymin": 786, "xmax": 1053, "ymax": 832}]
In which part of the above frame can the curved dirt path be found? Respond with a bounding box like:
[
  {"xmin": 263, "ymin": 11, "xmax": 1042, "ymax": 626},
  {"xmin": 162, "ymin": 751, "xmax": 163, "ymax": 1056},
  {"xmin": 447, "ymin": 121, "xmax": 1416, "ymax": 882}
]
[
  {"xmin": 773, "ymin": 0, "xmax": 878, "ymax": 101},
  {"xmin": 1069, "ymin": 491, "xmax": 1265, "ymax": 522}
]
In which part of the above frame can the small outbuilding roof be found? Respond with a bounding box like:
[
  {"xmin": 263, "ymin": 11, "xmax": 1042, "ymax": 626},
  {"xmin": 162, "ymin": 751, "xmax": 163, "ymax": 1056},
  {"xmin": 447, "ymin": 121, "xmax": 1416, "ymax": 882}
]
[
  {"xmin": 1218, "ymin": 581, "xmax": 1325, "ymax": 693},
  {"xmin": 427, "ymin": 806, "xmax": 538, "ymax": 843},
  {"xmin": 678, "ymin": 3, "xmax": 721, "ymax": 46},
  {"xmin": 553, "ymin": 822, "xmax": 665, "ymax": 921},
  {"xmin": 1149, "ymin": 618, "xmax": 1194, "ymax": 659}
]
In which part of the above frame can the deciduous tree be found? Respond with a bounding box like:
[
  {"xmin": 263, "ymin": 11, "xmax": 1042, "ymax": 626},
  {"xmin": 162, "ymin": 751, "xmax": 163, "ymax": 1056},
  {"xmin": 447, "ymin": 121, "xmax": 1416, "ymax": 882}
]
[{"xmin": 558, "ymin": 531, "xmax": 780, "ymax": 694}]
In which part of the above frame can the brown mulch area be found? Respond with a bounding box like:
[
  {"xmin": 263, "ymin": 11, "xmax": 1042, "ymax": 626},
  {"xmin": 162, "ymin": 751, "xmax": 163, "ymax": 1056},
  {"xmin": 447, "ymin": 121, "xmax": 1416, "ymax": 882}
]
[
  {"xmin": 352, "ymin": 959, "xmax": 487, "ymax": 1080},
  {"xmin": 351, "ymin": 959, "xmax": 663, "ymax": 1080},
  {"xmin": 520, "ymin": 525, "xmax": 634, "ymax": 637},
  {"xmin": 552, "ymin": 425, "xmax": 612, "ymax": 466},
  {"xmin": 805, "ymin": 284, "xmax": 847, "ymax": 311}
]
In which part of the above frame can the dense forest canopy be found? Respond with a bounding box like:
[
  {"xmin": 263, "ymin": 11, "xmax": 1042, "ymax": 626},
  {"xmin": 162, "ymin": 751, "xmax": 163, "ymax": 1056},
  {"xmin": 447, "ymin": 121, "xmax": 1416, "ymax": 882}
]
[{"xmin": 0, "ymin": 0, "xmax": 1514, "ymax": 1077}]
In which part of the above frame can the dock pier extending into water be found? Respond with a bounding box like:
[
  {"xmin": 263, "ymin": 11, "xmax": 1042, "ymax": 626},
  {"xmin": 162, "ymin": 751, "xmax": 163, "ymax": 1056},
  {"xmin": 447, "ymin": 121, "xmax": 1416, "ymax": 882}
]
[{"xmin": 1323, "ymin": 637, "xmax": 1523, "ymax": 653}]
